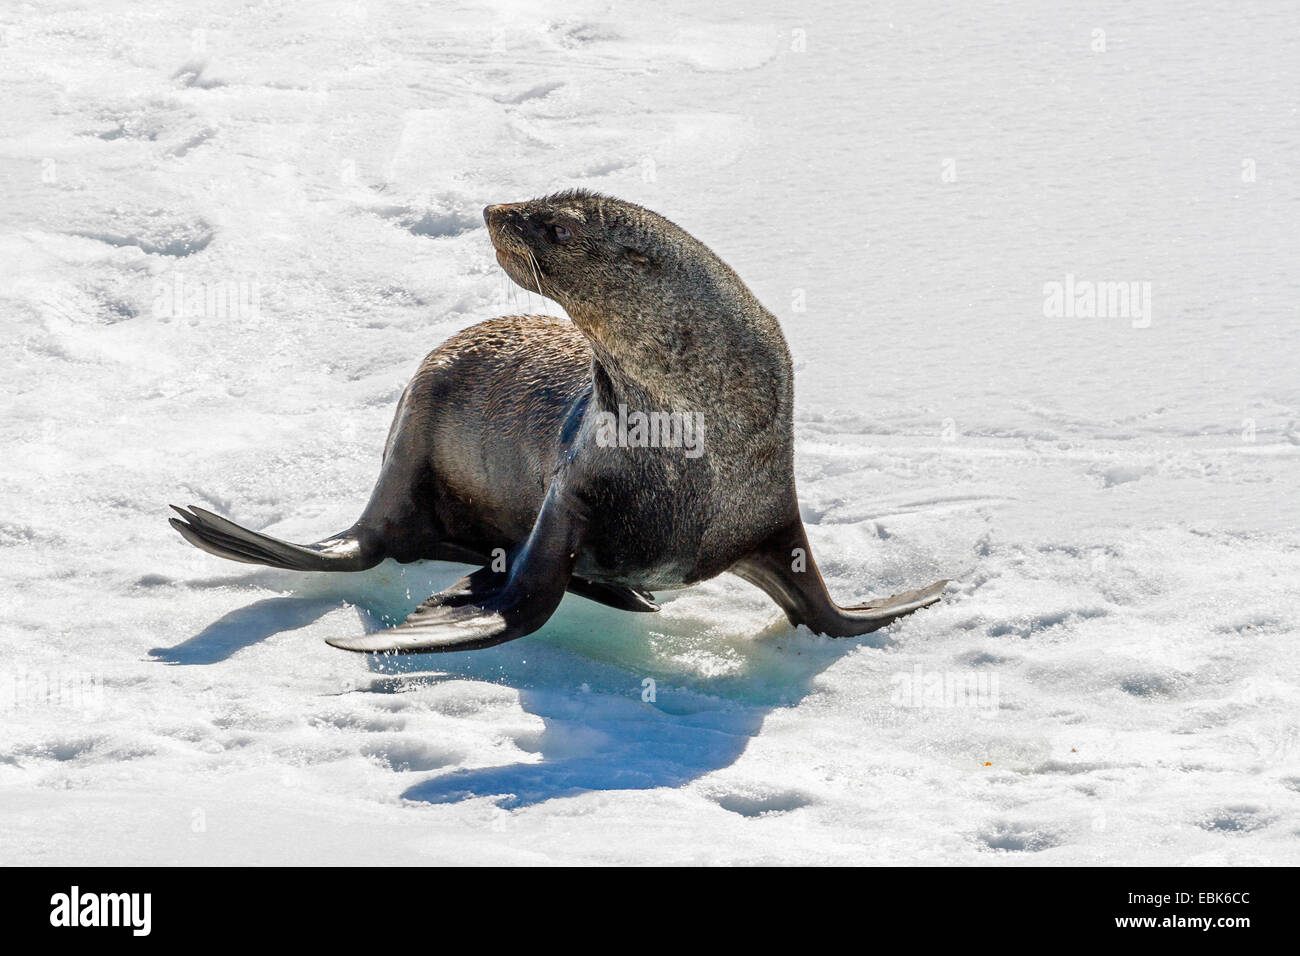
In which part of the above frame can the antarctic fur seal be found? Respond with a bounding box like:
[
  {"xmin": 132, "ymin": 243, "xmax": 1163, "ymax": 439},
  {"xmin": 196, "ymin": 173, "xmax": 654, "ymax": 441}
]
[{"xmin": 171, "ymin": 190, "xmax": 945, "ymax": 652}]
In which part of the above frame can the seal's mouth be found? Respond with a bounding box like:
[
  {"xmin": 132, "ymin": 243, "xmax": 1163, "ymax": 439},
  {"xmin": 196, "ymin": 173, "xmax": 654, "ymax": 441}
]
[
  {"xmin": 490, "ymin": 234, "xmax": 535, "ymax": 280},
  {"xmin": 493, "ymin": 243, "xmax": 529, "ymax": 270},
  {"xmin": 484, "ymin": 206, "xmax": 530, "ymax": 264},
  {"xmin": 490, "ymin": 226, "xmax": 528, "ymax": 257},
  {"xmin": 484, "ymin": 202, "xmax": 548, "ymax": 295},
  {"xmin": 484, "ymin": 204, "xmax": 525, "ymax": 252}
]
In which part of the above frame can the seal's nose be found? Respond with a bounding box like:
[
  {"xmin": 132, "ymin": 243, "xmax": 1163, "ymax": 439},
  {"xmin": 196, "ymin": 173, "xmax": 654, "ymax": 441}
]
[{"xmin": 483, "ymin": 203, "xmax": 506, "ymax": 228}]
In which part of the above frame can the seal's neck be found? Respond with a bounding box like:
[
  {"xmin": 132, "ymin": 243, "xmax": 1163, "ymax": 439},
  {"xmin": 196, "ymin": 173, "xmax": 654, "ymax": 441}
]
[{"xmin": 578, "ymin": 297, "xmax": 794, "ymax": 444}]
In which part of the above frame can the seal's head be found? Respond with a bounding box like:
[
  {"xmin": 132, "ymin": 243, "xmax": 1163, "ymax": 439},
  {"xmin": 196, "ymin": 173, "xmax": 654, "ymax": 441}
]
[
  {"xmin": 484, "ymin": 189, "xmax": 789, "ymax": 414},
  {"xmin": 483, "ymin": 189, "xmax": 745, "ymax": 327}
]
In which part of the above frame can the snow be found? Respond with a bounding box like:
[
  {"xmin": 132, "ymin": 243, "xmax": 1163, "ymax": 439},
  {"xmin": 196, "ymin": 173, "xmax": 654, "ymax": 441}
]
[{"xmin": 2, "ymin": 0, "xmax": 1298, "ymax": 864}]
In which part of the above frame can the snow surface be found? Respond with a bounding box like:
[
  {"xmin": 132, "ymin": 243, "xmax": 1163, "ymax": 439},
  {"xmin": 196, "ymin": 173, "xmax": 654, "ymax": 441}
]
[{"xmin": 2, "ymin": 0, "xmax": 1298, "ymax": 865}]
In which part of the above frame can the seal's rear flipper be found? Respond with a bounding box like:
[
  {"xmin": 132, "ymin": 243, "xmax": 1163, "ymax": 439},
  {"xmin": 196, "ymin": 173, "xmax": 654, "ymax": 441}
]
[
  {"xmin": 731, "ymin": 520, "xmax": 946, "ymax": 637},
  {"xmin": 170, "ymin": 505, "xmax": 381, "ymax": 572}
]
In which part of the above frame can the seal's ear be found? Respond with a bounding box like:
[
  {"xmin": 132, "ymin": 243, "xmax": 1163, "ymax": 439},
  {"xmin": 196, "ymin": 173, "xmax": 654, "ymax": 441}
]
[{"xmin": 623, "ymin": 247, "xmax": 653, "ymax": 268}]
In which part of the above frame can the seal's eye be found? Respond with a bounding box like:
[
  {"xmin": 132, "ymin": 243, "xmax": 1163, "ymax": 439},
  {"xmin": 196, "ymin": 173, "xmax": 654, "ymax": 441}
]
[{"xmin": 551, "ymin": 223, "xmax": 572, "ymax": 243}]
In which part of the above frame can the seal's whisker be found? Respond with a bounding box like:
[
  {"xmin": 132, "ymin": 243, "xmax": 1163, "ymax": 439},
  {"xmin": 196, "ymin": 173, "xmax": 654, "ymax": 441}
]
[{"xmin": 525, "ymin": 248, "xmax": 546, "ymax": 300}]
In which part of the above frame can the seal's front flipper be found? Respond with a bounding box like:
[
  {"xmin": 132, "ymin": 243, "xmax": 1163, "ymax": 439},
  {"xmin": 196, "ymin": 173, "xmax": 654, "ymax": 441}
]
[
  {"xmin": 326, "ymin": 560, "xmax": 571, "ymax": 654},
  {"xmin": 731, "ymin": 520, "xmax": 946, "ymax": 637},
  {"xmin": 326, "ymin": 581, "xmax": 553, "ymax": 652},
  {"xmin": 328, "ymin": 483, "xmax": 584, "ymax": 653},
  {"xmin": 569, "ymin": 579, "xmax": 659, "ymax": 612},
  {"xmin": 839, "ymin": 579, "xmax": 947, "ymax": 621},
  {"xmin": 170, "ymin": 505, "xmax": 381, "ymax": 572}
]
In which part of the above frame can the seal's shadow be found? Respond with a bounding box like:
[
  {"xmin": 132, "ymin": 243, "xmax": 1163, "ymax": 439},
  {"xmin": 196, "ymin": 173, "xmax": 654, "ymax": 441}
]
[
  {"xmin": 155, "ymin": 561, "xmax": 882, "ymax": 808},
  {"xmin": 376, "ymin": 602, "xmax": 871, "ymax": 809},
  {"xmin": 357, "ymin": 565, "xmax": 878, "ymax": 809},
  {"xmin": 151, "ymin": 594, "xmax": 336, "ymax": 664},
  {"xmin": 149, "ymin": 567, "xmax": 368, "ymax": 665}
]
